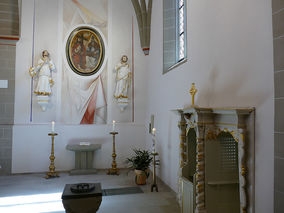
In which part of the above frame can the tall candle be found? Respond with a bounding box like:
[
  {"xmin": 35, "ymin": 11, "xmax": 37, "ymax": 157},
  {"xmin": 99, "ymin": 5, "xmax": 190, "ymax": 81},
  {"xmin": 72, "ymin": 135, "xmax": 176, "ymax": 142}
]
[
  {"xmin": 112, "ymin": 120, "xmax": 116, "ymax": 132},
  {"xmin": 152, "ymin": 128, "xmax": 156, "ymax": 153},
  {"xmin": 51, "ymin": 121, "xmax": 55, "ymax": 133}
]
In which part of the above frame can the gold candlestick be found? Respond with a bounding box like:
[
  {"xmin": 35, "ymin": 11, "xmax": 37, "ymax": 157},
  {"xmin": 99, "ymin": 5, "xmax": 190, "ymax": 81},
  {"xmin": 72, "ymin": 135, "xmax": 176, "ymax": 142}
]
[
  {"xmin": 189, "ymin": 83, "xmax": 197, "ymax": 106},
  {"xmin": 45, "ymin": 133, "xmax": 59, "ymax": 179},
  {"xmin": 151, "ymin": 152, "xmax": 159, "ymax": 192},
  {"xmin": 107, "ymin": 132, "xmax": 119, "ymax": 175}
]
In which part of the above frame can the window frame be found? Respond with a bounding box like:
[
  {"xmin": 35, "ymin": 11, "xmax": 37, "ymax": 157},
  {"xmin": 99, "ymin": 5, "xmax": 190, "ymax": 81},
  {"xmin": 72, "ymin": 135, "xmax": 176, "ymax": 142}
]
[
  {"xmin": 163, "ymin": 0, "xmax": 187, "ymax": 74},
  {"xmin": 177, "ymin": 0, "xmax": 186, "ymax": 62}
]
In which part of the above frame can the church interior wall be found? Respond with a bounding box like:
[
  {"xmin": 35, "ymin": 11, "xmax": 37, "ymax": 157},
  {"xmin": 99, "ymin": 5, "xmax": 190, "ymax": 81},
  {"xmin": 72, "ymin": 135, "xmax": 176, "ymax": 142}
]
[
  {"xmin": 12, "ymin": 123, "xmax": 147, "ymax": 172},
  {"xmin": 0, "ymin": 45, "xmax": 16, "ymax": 175},
  {"xmin": 0, "ymin": 0, "xmax": 278, "ymax": 212},
  {"xmin": 12, "ymin": 0, "xmax": 148, "ymax": 173},
  {"xmin": 0, "ymin": 0, "xmax": 19, "ymax": 175},
  {"xmin": 272, "ymin": 0, "xmax": 284, "ymax": 211},
  {"xmin": 0, "ymin": 0, "xmax": 19, "ymax": 36},
  {"xmin": 145, "ymin": 0, "xmax": 274, "ymax": 213}
]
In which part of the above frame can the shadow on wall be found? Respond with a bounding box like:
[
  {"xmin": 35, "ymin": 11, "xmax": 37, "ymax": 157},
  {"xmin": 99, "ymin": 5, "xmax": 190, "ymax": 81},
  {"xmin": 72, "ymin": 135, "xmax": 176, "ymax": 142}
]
[
  {"xmin": 190, "ymin": 66, "xmax": 272, "ymax": 108},
  {"xmin": 165, "ymin": 111, "xmax": 173, "ymax": 182},
  {"xmin": 156, "ymin": 111, "xmax": 180, "ymax": 190}
]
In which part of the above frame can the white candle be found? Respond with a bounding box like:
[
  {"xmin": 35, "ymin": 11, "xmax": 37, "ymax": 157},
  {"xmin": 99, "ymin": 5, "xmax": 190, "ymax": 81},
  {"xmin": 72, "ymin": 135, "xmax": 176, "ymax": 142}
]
[
  {"xmin": 51, "ymin": 121, "xmax": 55, "ymax": 133},
  {"xmin": 152, "ymin": 128, "xmax": 156, "ymax": 136},
  {"xmin": 112, "ymin": 120, "xmax": 116, "ymax": 132}
]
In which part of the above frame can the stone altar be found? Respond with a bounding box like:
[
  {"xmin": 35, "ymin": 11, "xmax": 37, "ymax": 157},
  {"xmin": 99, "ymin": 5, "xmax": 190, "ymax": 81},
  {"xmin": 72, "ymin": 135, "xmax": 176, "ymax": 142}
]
[{"xmin": 66, "ymin": 144, "xmax": 101, "ymax": 175}]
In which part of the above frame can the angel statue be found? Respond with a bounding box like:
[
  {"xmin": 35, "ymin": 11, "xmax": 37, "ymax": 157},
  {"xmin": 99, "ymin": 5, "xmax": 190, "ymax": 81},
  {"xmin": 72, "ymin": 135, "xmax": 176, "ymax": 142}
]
[
  {"xmin": 29, "ymin": 50, "xmax": 56, "ymax": 111},
  {"xmin": 114, "ymin": 55, "xmax": 131, "ymax": 111}
]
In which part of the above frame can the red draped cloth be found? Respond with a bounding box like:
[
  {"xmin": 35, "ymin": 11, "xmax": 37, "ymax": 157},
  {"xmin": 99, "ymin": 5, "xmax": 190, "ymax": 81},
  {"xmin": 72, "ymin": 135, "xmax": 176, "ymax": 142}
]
[{"xmin": 80, "ymin": 81, "xmax": 99, "ymax": 124}]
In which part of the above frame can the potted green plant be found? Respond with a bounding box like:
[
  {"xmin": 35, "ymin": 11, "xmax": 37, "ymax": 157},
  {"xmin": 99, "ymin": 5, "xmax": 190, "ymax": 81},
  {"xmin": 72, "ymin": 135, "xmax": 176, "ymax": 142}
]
[{"xmin": 126, "ymin": 149, "xmax": 153, "ymax": 185}]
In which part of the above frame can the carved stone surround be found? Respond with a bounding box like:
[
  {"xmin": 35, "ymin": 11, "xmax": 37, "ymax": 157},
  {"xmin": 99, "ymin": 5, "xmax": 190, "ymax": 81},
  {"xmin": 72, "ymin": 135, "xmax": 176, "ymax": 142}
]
[{"xmin": 177, "ymin": 107, "xmax": 255, "ymax": 213}]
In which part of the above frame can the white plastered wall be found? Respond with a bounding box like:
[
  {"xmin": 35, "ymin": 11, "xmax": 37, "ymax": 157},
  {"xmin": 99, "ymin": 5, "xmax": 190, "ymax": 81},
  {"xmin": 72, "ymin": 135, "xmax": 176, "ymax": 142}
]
[
  {"xmin": 13, "ymin": 0, "xmax": 147, "ymax": 173},
  {"xmin": 145, "ymin": 0, "xmax": 274, "ymax": 213}
]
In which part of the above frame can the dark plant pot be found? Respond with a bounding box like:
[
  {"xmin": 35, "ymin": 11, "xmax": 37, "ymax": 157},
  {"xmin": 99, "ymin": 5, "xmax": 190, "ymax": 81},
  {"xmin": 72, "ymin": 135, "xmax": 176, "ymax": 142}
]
[{"xmin": 134, "ymin": 169, "xmax": 147, "ymax": 185}]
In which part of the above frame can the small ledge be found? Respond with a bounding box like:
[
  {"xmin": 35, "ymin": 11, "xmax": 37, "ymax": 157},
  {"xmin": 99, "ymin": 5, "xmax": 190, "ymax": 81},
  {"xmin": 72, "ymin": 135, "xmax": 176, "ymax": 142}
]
[
  {"xmin": 180, "ymin": 176, "xmax": 194, "ymax": 184},
  {"xmin": 207, "ymin": 180, "xmax": 239, "ymax": 185},
  {"xmin": 0, "ymin": 35, "xmax": 20, "ymax": 45},
  {"xmin": 164, "ymin": 58, "xmax": 188, "ymax": 74}
]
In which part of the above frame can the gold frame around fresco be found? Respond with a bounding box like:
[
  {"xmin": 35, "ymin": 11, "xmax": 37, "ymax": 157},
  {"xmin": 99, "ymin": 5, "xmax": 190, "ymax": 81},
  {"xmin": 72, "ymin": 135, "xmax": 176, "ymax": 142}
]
[{"xmin": 66, "ymin": 26, "xmax": 105, "ymax": 76}]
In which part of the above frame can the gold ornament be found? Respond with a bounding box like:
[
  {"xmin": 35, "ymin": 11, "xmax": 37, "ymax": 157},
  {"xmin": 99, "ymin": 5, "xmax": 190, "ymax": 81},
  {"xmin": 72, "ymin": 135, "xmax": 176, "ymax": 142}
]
[{"xmin": 189, "ymin": 83, "xmax": 197, "ymax": 106}]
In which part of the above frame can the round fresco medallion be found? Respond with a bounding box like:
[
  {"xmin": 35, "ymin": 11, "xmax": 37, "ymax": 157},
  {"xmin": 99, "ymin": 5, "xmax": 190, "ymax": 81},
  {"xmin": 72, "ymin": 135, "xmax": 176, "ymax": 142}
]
[{"xmin": 66, "ymin": 26, "xmax": 105, "ymax": 76}]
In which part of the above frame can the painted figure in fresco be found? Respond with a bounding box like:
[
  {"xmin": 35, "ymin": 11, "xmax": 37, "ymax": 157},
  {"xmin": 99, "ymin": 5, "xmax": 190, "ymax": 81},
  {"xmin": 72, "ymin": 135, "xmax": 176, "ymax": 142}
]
[
  {"xmin": 86, "ymin": 36, "xmax": 100, "ymax": 69},
  {"xmin": 72, "ymin": 37, "xmax": 82, "ymax": 69},
  {"xmin": 114, "ymin": 55, "xmax": 131, "ymax": 99},
  {"xmin": 72, "ymin": 34, "xmax": 86, "ymax": 70},
  {"xmin": 29, "ymin": 50, "xmax": 56, "ymax": 96}
]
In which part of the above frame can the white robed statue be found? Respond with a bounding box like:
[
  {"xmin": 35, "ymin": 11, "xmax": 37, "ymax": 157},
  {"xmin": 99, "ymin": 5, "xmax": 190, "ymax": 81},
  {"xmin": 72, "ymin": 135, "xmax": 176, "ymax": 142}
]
[
  {"xmin": 29, "ymin": 50, "xmax": 56, "ymax": 111},
  {"xmin": 114, "ymin": 55, "xmax": 131, "ymax": 111}
]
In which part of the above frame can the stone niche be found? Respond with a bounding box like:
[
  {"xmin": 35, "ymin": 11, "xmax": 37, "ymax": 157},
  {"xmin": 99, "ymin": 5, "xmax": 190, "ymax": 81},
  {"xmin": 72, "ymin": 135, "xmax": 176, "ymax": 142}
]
[{"xmin": 177, "ymin": 107, "xmax": 255, "ymax": 213}]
